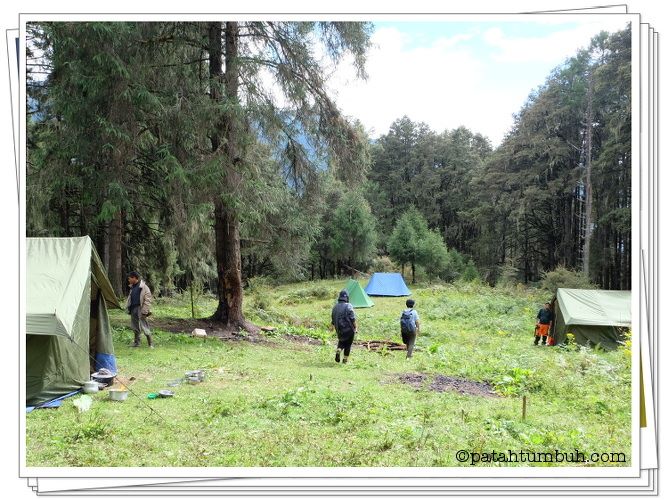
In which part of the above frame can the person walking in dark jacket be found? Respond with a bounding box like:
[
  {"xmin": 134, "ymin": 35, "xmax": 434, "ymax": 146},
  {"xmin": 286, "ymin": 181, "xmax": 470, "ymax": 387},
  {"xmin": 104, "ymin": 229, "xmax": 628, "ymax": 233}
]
[{"xmin": 331, "ymin": 290, "xmax": 357, "ymax": 364}]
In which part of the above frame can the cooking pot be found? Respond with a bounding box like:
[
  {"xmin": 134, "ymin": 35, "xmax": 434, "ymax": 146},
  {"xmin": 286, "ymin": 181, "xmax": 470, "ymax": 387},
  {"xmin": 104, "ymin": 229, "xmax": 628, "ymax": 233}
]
[{"xmin": 82, "ymin": 380, "xmax": 99, "ymax": 394}]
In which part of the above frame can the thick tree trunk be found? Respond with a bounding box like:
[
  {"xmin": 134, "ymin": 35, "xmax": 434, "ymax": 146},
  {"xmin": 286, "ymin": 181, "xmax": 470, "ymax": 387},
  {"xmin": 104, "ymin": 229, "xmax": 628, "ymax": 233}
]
[
  {"xmin": 212, "ymin": 199, "xmax": 245, "ymax": 324},
  {"xmin": 207, "ymin": 21, "xmax": 256, "ymax": 332},
  {"xmin": 108, "ymin": 210, "xmax": 124, "ymax": 296}
]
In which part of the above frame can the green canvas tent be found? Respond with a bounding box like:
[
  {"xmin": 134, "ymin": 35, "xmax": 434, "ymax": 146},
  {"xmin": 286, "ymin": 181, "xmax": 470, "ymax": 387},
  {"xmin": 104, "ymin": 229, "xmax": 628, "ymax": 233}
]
[
  {"xmin": 26, "ymin": 236, "xmax": 122, "ymax": 406},
  {"xmin": 551, "ymin": 288, "xmax": 631, "ymax": 350},
  {"xmin": 344, "ymin": 279, "xmax": 374, "ymax": 308}
]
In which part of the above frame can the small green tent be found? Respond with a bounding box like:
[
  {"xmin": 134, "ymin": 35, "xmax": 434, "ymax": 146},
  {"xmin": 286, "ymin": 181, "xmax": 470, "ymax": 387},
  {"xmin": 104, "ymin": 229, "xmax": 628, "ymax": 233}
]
[
  {"xmin": 26, "ymin": 236, "xmax": 121, "ymax": 406},
  {"xmin": 551, "ymin": 288, "xmax": 631, "ymax": 350},
  {"xmin": 344, "ymin": 279, "xmax": 374, "ymax": 308}
]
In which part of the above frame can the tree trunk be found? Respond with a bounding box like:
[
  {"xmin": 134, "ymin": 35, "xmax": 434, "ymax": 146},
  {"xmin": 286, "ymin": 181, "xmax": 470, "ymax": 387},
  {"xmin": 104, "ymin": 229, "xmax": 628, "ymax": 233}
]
[
  {"xmin": 411, "ymin": 261, "xmax": 416, "ymax": 284},
  {"xmin": 208, "ymin": 21, "xmax": 255, "ymax": 332},
  {"xmin": 211, "ymin": 200, "xmax": 246, "ymax": 325},
  {"xmin": 108, "ymin": 210, "xmax": 124, "ymax": 297},
  {"xmin": 582, "ymin": 70, "xmax": 594, "ymax": 278}
]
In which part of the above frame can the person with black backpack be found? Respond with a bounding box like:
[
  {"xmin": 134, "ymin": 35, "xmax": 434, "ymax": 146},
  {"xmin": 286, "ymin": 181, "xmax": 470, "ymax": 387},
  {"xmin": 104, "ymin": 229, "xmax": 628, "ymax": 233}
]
[
  {"xmin": 331, "ymin": 290, "xmax": 358, "ymax": 364},
  {"xmin": 400, "ymin": 299, "xmax": 420, "ymax": 358}
]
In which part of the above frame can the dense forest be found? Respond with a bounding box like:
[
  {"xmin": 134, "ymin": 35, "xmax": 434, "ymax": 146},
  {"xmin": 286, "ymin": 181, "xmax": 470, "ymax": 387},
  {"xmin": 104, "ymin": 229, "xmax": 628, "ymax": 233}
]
[{"xmin": 26, "ymin": 22, "xmax": 632, "ymax": 317}]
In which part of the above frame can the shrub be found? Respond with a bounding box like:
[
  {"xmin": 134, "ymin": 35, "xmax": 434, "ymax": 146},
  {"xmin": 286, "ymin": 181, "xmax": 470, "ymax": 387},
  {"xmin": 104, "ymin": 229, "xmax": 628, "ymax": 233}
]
[
  {"xmin": 540, "ymin": 266, "xmax": 597, "ymax": 295},
  {"xmin": 496, "ymin": 263, "xmax": 522, "ymax": 288},
  {"xmin": 493, "ymin": 367, "xmax": 538, "ymax": 396},
  {"xmin": 461, "ymin": 259, "xmax": 480, "ymax": 282},
  {"xmin": 369, "ymin": 256, "xmax": 399, "ymax": 273}
]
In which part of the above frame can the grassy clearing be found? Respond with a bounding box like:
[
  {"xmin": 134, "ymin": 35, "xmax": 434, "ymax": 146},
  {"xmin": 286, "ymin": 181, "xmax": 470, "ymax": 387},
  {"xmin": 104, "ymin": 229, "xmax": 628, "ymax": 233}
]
[{"xmin": 26, "ymin": 280, "xmax": 631, "ymax": 467}]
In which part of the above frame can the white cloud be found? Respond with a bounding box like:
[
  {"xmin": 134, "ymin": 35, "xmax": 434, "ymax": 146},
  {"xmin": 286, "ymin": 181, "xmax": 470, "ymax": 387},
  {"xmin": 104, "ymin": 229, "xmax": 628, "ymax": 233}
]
[
  {"xmin": 325, "ymin": 20, "xmax": 630, "ymax": 147},
  {"xmin": 482, "ymin": 20, "xmax": 630, "ymax": 65},
  {"xmin": 329, "ymin": 27, "xmax": 489, "ymax": 139}
]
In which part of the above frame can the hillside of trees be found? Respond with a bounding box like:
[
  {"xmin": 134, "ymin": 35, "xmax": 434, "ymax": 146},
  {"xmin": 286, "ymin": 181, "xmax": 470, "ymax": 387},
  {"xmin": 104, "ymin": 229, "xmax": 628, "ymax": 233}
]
[{"xmin": 27, "ymin": 22, "xmax": 632, "ymax": 312}]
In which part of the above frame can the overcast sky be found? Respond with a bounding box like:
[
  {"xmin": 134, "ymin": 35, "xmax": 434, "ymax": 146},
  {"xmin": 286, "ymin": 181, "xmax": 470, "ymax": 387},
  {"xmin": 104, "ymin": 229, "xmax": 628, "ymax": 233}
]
[{"xmin": 327, "ymin": 16, "xmax": 631, "ymax": 147}]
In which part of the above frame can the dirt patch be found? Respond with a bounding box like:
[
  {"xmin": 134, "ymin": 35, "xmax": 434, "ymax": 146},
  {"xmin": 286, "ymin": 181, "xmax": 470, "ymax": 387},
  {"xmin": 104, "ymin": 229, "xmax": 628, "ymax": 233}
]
[
  {"xmin": 282, "ymin": 334, "xmax": 324, "ymax": 346},
  {"xmin": 429, "ymin": 375, "xmax": 498, "ymax": 398},
  {"xmin": 397, "ymin": 372, "xmax": 429, "ymax": 386},
  {"xmin": 394, "ymin": 372, "xmax": 498, "ymax": 398},
  {"xmin": 149, "ymin": 318, "xmax": 271, "ymax": 345}
]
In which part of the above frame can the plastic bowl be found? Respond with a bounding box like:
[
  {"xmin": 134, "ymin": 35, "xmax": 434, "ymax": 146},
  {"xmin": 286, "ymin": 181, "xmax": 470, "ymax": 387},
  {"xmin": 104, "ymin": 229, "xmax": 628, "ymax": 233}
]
[{"xmin": 158, "ymin": 390, "xmax": 174, "ymax": 398}]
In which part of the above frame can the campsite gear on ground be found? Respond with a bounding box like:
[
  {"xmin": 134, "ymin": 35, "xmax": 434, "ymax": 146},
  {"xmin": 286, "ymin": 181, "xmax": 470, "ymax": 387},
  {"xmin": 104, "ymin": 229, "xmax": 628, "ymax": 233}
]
[
  {"xmin": 364, "ymin": 272, "xmax": 411, "ymax": 296},
  {"xmin": 26, "ymin": 391, "xmax": 81, "ymax": 413},
  {"xmin": 108, "ymin": 388, "xmax": 129, "ymax": 401},
  {"xmin": 187, "ymin": 376, "xmax": 201, "ymax": 385},
  {"xmin": 343, "ymin": 279, "xmax": 374, "ymax": 308},
  {"xmin": 551, "ymin": 289, "xmax": 631, "ymax": 350},
  {"xmin": 547, "ymin": 335, "xmax": 556, "ymax": 346},
  {"xmin": 91, "ymin": 370, "xmax": 116, "ymax": 387},
  {"xmin": 147, "ymin": 392, "xmax": 159, "ymax": 399},
  {"xmin": 73, "ymin": 395, "xmax": 93, "ymax": 413},
  {"xmin": 185, "ymin": 370, "xmax": 205, "ymax": 382},
  {"xmin": 82, "ymin": 380, "xmax": 99, "ymax": 394},
  {"xmin": 26, "ymin": 236, "xmax": 121, "ymax": 407},
  {"xmin": 158, "ymin": 390, "xmax": 175, "ymax": 398},
  {"xmin": 191, "ymin": 328, "xmax": 207, "ymax": 338},
  {"xmin": 166, "ymin": 379, "xmax": 183, "ymax": 387}
]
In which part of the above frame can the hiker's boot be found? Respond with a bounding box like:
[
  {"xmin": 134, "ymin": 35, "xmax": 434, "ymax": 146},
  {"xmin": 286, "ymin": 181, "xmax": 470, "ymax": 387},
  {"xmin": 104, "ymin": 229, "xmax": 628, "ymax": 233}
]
[
  {"xmin": 342, "ymin": 356, "xmax": 349, "ymax": 364},
  {"xmin": 147, "ymin": 335, "xmax": 154, "ymax": 349},
  {"xmin": 130, "ymin": 332, "xmax": 141, "ymax": 347},
  {"xmin": 541, "ymin": 336, "xmax": 547, "ymax": 345},
  {"xmin": 335, "ymin": 349, "xmax": 341, "ymax": 363},
  {"xmin": 533, "ymin": 336, "xmax": 539, "ymax": 346}
]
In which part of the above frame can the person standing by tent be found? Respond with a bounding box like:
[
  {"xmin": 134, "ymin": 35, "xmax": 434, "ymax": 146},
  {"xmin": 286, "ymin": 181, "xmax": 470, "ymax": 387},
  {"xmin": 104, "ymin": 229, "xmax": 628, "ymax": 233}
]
[
  {"xmin": 400, "ymin": 299, "xmax": 420, "ymax": 358},
  {"xmin": 534, "ymin": 301, "xmax": 554, "ymax": 346},
  {"xmin": 331, "ymin": 290, "xmax": 357, "ymax": 364},
  {"xmin": 126, "ymin": 271, "xmax": 154, "ymax": 348}
]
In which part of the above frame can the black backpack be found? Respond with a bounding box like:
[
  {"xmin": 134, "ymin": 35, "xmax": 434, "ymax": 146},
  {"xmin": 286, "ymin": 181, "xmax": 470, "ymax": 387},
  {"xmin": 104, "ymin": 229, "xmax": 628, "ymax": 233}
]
[
  {"xmin": 335, "ymin": 303, "xmax": 355, "ymax": 334},
  {"xmin": 400, "ymin": 310, "xmax": 416, "ymax": 334}
]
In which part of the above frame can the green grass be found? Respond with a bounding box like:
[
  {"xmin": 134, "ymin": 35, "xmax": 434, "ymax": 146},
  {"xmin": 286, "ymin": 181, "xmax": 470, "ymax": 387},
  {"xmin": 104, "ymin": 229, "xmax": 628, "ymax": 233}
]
[{"xmin": 26, "ymin": 279, "xmax": 631, "ymax": 467}]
